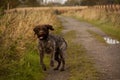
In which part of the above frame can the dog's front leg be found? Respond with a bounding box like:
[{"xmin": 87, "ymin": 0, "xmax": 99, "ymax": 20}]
[
  {"xmin": 40, "ymin": 52, "xmax": 46, "ymax": 71},
  {"xmin": 38, "ymin": 44, "xmax": 46, "ymax": 71}
]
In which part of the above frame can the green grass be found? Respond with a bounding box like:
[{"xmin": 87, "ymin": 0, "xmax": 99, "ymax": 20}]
[
  {"xmin": 88, "ymin": 20, "xmax": 120, "ymax": 41},
  {"xmin": 0, "ymin": 46, "xmax": 45, "ymax": 80},
  {"xmin": 87, "ymin": 30, "xmax": 106, "ymax": 44},
  {"xmin": 64, "ymin": 30, "xmax": 100, "ymax": 80},
  {"xmin": 0, "ymin": 42, "xmax": 55, "ymax": 80}
]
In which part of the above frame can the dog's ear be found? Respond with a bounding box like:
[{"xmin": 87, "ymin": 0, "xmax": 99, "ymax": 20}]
[
  {"xmin": 33, "ymin": 26, "xmax": 39, "ymax": 35},
  {"xmin": 45, "ymin": 24, "xmax": 54, "ymax": 31}
]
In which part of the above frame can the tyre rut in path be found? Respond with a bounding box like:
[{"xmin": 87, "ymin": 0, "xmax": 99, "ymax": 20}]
[{"xmin": 45, "ymin": 16, "xmax": 120, "ymax": 80}]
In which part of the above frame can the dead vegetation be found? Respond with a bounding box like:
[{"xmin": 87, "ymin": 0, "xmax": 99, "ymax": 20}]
[
  {"xmin": 63, "ymin": 5, "xmax": 120, "ymax": 26},
  {"xmin": 0, "ymin": 9, "xmax": 62, "ymax": 79}
]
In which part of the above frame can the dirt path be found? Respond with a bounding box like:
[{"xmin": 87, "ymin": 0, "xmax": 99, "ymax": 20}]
[{"xmin": 45, "ymin": 16, "xmax": 120, "ymax": 80}]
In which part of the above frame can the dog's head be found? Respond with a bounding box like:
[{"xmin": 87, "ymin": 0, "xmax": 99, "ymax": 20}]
[{"xmin": 33, "ymin": 24, "xmax": 54, "ymax": 40}]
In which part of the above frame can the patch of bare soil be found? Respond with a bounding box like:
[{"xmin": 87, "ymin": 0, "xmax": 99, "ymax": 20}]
[
  {"xmin": 45, "ymin": 16, "xmax": 120, "ymax": 80},
  {"xmin": 45, "ymin": 68, "xmax": 70, "ymax": 80}
]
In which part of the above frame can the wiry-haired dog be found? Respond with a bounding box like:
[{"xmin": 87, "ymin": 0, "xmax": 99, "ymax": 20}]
[{"xmin": 33, "ymin": 24, "xmax": 67, "ymax": 71}]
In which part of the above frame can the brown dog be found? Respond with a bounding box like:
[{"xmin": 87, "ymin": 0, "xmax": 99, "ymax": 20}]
[{"xmin": 33, "ymin": 24, "xmax": 67, "ymax": 71}]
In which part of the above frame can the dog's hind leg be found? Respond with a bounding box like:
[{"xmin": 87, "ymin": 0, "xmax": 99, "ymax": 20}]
[
  {"xmin": 54, "ymin": 52, "xmax": 61, "ymax": 70},
  {"xmin": 60, "ymin": 51, "xmax": 65, "ymax": 71}
]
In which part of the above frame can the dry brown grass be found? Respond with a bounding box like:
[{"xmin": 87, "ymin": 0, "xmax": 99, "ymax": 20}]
[
  {"xmin": 0, "ymin": 9, "xmax": 61, "ymax": 77},
  {"xmin": 63, "ymin": 5, "xmax": 120, "ymax": 26},
  {"xmin": 0, "ymin": 9, "xmax": 59, "ymax": 50},
  {"xmin": 5, "ymin": 6, "xmax": 88, "ymax": 13}
]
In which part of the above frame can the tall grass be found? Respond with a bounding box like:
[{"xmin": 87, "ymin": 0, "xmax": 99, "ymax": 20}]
[
  {"xmin": 63, "ymin": 6, "xmax": 120, "ymax": 26},
  {"xmin": 0, "ymin": 9, "xmax": 62, "ymax": 80}
]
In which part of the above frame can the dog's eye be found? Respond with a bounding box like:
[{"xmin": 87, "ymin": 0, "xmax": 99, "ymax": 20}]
[
  {"xmin": 37, "ymin": 29, "xmax": 40, "ymax": 32},
  {"xmin": 42, "ymin": 27, "xmax": 48, "ymax": 31}
]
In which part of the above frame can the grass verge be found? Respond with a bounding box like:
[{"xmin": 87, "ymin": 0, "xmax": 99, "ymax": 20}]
[
  {"xmin": 87, "ymin": 30, "xmax": 106, "ymax": 44},
  {"xmin": 63, "ymin": 12, "xmax": 120, "ymax": 41},
  {"xmin": 64, "ymin": 30, "xmax": 100, "ymax": 80},
  {"xmin": 73, "ymin": 16, "xmax": 120, "ymax": 41},
  {"xmin": 0, "ymin": 42, "xmax": 46, "ymax": 80},
  {"xmin": 87, "ymin": 20, "xmax": 120, "ymax": 41}
]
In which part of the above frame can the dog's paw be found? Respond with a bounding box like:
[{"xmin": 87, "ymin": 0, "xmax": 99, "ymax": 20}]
[
  {"xmin": 60, "ymin": 68, "xmax": 65, "ymax": 71},
  {"xmin": 54, "ymin": 67, "xmax": 59, "ymax": 70},
  {"xmin": 43, "ymin": 67, "xmax": 47, "ymax": 71},
  {"xmin": 42, "ymin": 65, "xmax": 47, "ymax": 71}
]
